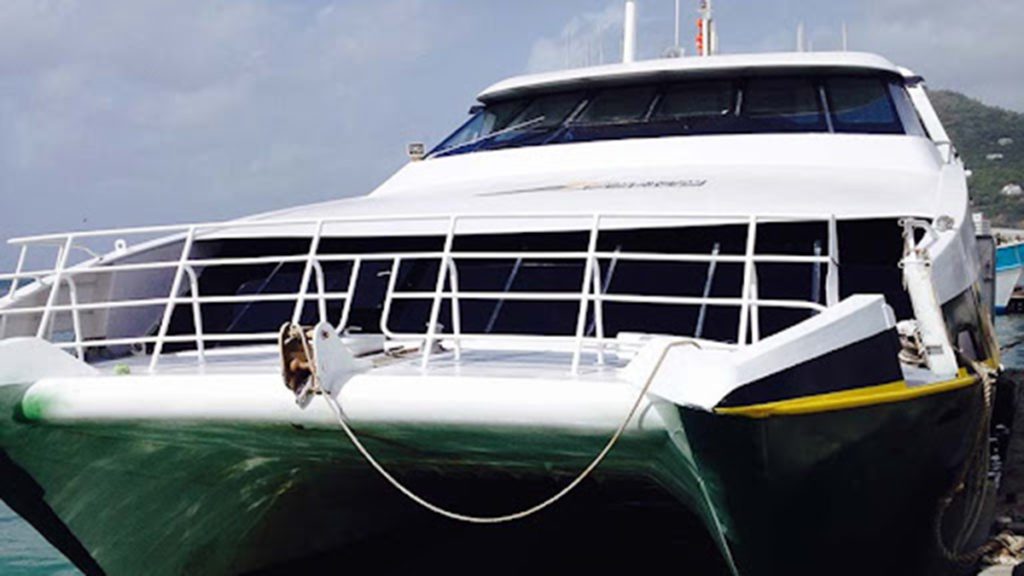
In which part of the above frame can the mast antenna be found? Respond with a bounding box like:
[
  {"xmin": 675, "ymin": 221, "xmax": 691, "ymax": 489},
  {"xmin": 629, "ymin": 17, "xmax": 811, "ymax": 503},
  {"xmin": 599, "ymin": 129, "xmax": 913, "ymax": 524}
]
[
  {"xmin": 697, "ymin": 0, "xmax": 714, "ymax": 57},
  {"xmin": 623, "ymin": 0, "xmax": 638, "ymax": 63},
  {"xmin": 674, "ymin": 0, "xmax": 681, "ymax": 51}
]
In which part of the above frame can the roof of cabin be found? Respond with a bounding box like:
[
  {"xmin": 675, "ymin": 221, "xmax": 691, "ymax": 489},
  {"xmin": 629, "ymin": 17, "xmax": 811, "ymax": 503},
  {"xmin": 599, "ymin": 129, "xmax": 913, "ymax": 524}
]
[{"xmin": 478, "ymin": 51, "xmax": 908, "ymax": 102}]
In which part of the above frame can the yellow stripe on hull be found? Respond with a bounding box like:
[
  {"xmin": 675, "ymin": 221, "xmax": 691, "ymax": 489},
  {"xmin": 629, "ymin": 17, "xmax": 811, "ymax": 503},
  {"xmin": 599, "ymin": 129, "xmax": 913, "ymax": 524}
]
[{"xmin": 715, "ymin": 373, "xmax": 979, "ymax": 419}]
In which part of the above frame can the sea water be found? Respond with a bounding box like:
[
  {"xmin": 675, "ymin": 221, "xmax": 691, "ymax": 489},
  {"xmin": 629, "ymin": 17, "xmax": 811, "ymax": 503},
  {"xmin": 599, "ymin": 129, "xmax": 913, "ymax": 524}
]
[
  {"xmin": 0, "ymin": 278, "xmax": 78, "ymax": 575},
  {"xmin": 2, "ymin": 308, "xmax": 1024, "ymax": 574},
  {"xmin": 0, "ymin": 502, "xmax": 77, "ymax": 576}
]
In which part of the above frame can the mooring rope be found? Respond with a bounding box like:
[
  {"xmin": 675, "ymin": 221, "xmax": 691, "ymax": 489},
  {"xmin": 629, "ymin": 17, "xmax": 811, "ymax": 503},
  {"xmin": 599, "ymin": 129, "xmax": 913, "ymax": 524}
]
[
  {"xmin": 1003, "ymin": 338, "xmax": 1024, "ymax": 353},
  {"xmin": 933, "ymin": 358, "xmax": 1002, "ymax": 565},
  {"xmin": 306, "ymin": 332, "xmax": 699, "ymax": 524}
]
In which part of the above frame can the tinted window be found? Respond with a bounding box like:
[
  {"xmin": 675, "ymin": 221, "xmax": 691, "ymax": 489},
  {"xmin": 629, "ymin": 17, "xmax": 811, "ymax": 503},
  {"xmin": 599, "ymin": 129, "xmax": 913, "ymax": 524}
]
[
  {"xmin": 432, "ymin": 73, "xmax": 923, "ymax": 157},
  {"xmin": 654, "ymin": 80, "xmax": 736, "ymax": 120},
  {"xmin": 433, "ymin": 92, "xmax": 585, "ymax": 155},
  {"xmin": 826, "ymin": 76, "xmax": 901, "ymax": 134},
  {"xmin": 505, "ymin": 92, "xmax": 584, "ymax": 131},
  {"xmin": 889, "ymin": 83, "xmax": 929, "ymax": 137},
  {"xmin": 574, "ymin": 86, "xmax": 657, "ymax": 125},
  {"xmin": 435, "ymin": 99, "xmax": 527, "ymax": 151},
  {"xmin": 742, "ymin": 77, "xmax": 827, "ymax": 132}
]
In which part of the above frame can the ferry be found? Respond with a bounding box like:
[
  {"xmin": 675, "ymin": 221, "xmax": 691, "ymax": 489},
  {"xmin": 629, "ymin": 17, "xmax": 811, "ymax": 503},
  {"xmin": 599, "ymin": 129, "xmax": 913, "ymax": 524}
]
[{"xmin": 0, "ymin": 2, "xmax": 1011, "ymax": 574}]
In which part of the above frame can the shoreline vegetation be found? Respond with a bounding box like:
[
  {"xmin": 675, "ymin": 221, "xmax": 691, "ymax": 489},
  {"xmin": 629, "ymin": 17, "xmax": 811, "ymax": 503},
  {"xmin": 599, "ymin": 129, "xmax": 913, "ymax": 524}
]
[{"xmin": 932, "ymin": 90, "xmax": 1024, "ymax": 228}]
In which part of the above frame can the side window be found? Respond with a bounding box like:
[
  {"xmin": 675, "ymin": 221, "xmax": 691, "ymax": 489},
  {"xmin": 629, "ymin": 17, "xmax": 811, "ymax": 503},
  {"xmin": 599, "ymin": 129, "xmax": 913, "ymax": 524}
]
[
  {"xmin": 741, "ymin": 77, "xmax": 828, "ymax": 132},
  {"xmin": 503, "ymin": 93, "xmax": 585, "ymax": 133},
  {"xmin": 653, "ymin": 80, "xmax": 736, "ymax": 120},
  {"xmin": 574, "ymin": 86, "xmax": 657, "ymax": 125},
  {"xmin": 433, "ymin": 99, "xmax": 527, "ymax": 153},
  {"xmin": 888, "ymin": 83, "xmax": 929, "ymax": 138},
  {"xmin": 826, "ymin": 76, "xmax": 902, "ymax": 134}
]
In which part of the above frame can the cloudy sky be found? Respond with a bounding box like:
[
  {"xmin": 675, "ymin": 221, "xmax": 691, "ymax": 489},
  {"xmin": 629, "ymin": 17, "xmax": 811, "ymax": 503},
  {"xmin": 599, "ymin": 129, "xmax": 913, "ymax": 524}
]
[{"xmin": 1, "ymin": 0, "xmax": 1022, "ymax": 267}]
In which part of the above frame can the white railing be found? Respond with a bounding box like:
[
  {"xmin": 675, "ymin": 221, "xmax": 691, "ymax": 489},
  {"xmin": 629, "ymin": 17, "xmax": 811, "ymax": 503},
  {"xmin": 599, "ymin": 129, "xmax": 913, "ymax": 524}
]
[{"xmin": 0, "ymin": 212, "xmax": 841, "ymax": 374}]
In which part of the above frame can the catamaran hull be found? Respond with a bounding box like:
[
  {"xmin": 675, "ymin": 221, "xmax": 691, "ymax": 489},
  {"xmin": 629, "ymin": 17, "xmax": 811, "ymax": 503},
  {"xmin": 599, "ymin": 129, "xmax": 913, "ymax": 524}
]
[
  {"xmin": 0, "ymin": 374, "xmax": 993, "ymax": 576},
  {"xmin": 0, "ymin": 381, "xmax": 730, "ymax": 575},
  {"xmin": 681, "ymin": 382, "xmax": 989, "ymax": 576}
]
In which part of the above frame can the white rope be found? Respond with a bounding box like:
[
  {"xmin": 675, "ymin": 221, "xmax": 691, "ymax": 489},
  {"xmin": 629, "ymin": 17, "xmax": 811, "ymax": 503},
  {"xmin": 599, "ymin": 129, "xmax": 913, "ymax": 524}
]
[{"xmin": 317, "ymin": 338, "xmax": 699, "ymax": 524}]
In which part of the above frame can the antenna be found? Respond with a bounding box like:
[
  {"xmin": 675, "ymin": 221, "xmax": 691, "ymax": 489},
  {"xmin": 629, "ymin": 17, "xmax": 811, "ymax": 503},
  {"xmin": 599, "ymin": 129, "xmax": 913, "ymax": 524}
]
[
  {"xmin": 796, "ymin": 21, "xmax": 805, "ymax": 52},
  {"xmin": 697, "ymin": 0, "xmax": 714, "ymax": 57},
  {"xmin": 623, "ymin": 0, "xmax": 638, "ymax": 63},
  {"xmin": 841, "ymin": 22, "xmax": 849, "ymax": 51},
  {"xmin": 674, "ymin": 0, "xmax": 682, "ymax": 50}
]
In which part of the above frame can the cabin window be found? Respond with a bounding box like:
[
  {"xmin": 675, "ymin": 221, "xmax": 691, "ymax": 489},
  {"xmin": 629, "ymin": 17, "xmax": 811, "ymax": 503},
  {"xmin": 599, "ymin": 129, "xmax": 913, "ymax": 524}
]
[
  {"xmin": 741, "ymin": 76, "xmax": 828, "ymax": 132},
  {"xmin": 504, "ymin": 92, "xmax": 585, "ymax": 132},
  {"xmin": 653, "ymin": 80, "xmax": 736, "ymax": 121},
  {"xmin": 889, "ymin": 82, "xmax": 929, "ymax": 138},
  {"xmin": 574, "ymin": 86, "xmax": 657, "ymax": 125},
  {"xmin": 825, "ymin": 76, "xmax": 902, "ymax": 134},
  {"xmin": 434, "ymin": 92, "xmax": 586, "ymax": 154},
  {"xmin": 432, "ymin": 71, "xmax": 926, "ymax": 157},
  {"xmin": 435, "ymin": 99, "xmax": 529, "ymax": 151}
]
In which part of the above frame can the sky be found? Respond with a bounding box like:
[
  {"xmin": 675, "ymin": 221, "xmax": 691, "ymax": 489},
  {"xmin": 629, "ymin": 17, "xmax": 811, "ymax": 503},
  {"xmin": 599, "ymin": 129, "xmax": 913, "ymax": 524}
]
[{"xmin": 1, "ymin": 0, "xmax": 1023, "ymax": 267}]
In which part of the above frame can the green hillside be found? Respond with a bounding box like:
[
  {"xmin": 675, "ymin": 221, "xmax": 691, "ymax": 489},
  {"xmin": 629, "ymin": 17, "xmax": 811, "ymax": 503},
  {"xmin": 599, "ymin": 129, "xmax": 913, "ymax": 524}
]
[{"xmin": 930, "ymin": 90, "xmax": 1024, "ymax": 226}]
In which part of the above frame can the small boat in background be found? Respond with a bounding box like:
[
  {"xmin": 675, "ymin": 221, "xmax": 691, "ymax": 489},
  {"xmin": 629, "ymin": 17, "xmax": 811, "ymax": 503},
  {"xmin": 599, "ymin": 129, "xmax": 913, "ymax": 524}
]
[{"xmin": 997, "ymin": 241, "xmax": 1024, "ymax": 313}]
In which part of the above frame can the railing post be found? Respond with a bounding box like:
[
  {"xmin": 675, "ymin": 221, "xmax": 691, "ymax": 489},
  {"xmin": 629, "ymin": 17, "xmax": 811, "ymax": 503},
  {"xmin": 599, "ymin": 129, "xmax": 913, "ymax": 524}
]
[
  {"xmin": 36, "ymin": 236, "xmax": 74, "ymax": 340},
  {"xmin": 422, "ymin": 217, "xmax": 458, "ymax": 370},
  {"xmin": 0, "ymin": 245, "xmax": 27, "ymax": 338},
  {"xmin": 749, "ymin": 269, "xmax": 761, "ymax": 344},
  {"xmin": 6, "ymin": 245, "xmax": 27, "ymax": 299},
  {"xmin": 65, "ymin": 277, "xmax": 85, "ymax": 359},
  {"xmin": 826, "ymin": 215, "xmax": 841, "ymax": 306},
  {"xmin": 292, "ymin": 220, "xmax": 326, "ymax": 325},
  {"xmin": 338, "ymin": 258, "xmax": 362, "ymax": 333},
  {"xmin": 571, "ymin": 215, "xmax": 601, "ymax": 375},
  {"xmin": 183, "ymin": 266, "xmax": 206, "ymax": 367},
  {"xmin": 312, "ymin": 261, "xmax": 328, "ymax": 324},
  {"xmin": 736, "ymin": 216, "xmax": 758, "ymax": 346},
  {"xmin": 590, "ymin": 260, "xmax": 606, "ymax": 366},
  {"xmin": 149, "ymin": 227, "xmax": 197, "ymax": 373},
  {"xmin": 379, "ymin": 258, "xmax": 402, "ymax": 338},
  {"xmin": 448, "ymin": 259, "xmax": 463, "ymax": 361},
  {"xmin": 695, "ymin": 243, "xmax": 720, "ymax": 339}
]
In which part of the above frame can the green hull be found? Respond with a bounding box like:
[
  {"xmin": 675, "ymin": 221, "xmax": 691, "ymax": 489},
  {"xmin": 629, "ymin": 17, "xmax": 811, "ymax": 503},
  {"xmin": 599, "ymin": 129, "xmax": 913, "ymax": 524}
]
[
  {"xmin": 0, "ymin": 380, "xmax": 991, "ymax": 575},
  {"xmin": 681, "ymin": 383, "xmax": 989, "ymax": 576},
  {"xmin": 0, "ymin": 384, "xmax": 729, "ymax": 575}
]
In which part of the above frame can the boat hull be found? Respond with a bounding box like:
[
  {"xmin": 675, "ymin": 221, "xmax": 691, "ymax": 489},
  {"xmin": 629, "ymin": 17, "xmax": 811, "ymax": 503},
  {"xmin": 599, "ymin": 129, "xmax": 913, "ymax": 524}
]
[
  {"xmin": 0, "ymin": 382, "xmax": 730, "ymax": 575},
  {"xmin": 681, "ymin": 381, "xmax": 988, "ymax": 576},
  {"xmin": 996, "ymin": 267, "xmax": 1022, "ymax": 314},
  {"xmin": 0, "ymin": 377, "xmax": 991, "ymax": 576},
  {"xmin": 996, "ymin": 242, "xmax": 1024, "ymax": 314}
]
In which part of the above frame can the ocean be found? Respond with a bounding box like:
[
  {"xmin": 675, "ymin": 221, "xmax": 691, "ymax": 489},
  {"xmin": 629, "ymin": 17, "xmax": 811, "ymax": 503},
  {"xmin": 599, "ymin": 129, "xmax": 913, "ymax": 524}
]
[
  {"xmin": 0, "ymin": 503, "xmax": 77, "ymax": 576},
  {"xmin": 0, "ymin": 278, "xmax": 78, "ymax": 574},
  {"xmin": 1, "ymin": 307, "xmax": 1024, "ymax": 574}
]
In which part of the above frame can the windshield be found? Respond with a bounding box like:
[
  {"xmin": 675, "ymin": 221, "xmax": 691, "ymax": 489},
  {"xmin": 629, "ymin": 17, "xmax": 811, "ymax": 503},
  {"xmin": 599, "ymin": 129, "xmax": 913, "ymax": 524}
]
[{"xmin": 431, "ymin": 72, "xmax": 924, "ymax": 157}]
